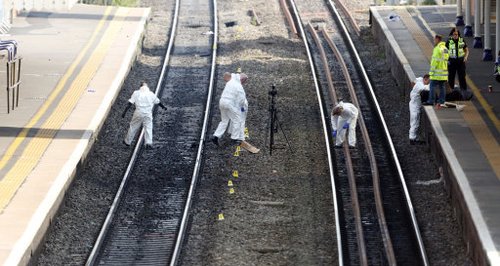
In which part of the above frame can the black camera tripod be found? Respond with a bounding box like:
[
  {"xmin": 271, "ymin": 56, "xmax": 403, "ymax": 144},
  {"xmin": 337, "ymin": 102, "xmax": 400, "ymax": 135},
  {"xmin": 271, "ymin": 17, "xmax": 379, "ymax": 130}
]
[{"xmin": 269, "ymin": 84, "xmax": 292, "ymax": 155}]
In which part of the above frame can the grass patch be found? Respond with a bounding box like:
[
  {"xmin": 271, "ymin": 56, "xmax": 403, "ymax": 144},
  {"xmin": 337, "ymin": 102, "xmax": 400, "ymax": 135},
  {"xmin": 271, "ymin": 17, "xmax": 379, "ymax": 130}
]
[{"xmin": 112, "ymin": 0, "xmax": 137, "ymax": 7}]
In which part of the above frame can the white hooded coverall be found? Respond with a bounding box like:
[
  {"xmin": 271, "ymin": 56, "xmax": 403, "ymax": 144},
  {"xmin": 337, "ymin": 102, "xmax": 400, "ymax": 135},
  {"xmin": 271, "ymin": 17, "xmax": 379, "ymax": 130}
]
[
  {"xmin": 214, "ymin": 73, "xmax": 247, "ymax": 141},
  {"xmin": 125, "ymin": 85, "xmax": 160, "ymax": 145},
  {"xmin": 409, "ymin": 77, "xmax": 427, "ymax": 140},
  {"xmin": 331, "ymin": 102, "xmax": 359, "ymax": 147}
]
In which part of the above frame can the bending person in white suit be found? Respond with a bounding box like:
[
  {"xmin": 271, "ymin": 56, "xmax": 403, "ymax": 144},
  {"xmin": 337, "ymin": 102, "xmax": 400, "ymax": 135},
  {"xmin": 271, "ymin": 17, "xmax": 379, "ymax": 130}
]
[
  {"xmin": 331, "ymin": 101, "xmax": 359, "ymax": 148},
  {"xmin": 122, "ymin": 82, "xmax": 167, "ymax": 148},
  {"xmin": 409, "ymin": 74, "xmax": 430, "ymax": 145}
]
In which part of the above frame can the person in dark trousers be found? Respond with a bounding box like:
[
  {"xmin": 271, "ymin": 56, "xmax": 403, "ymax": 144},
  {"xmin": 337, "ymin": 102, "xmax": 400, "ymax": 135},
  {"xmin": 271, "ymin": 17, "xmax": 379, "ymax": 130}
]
[
  {"xmin": 446, "ymin": 28, "xmax": 470, "ymax": 100},
  {"xmin": 425, "ymin": 34, "xmax": 449, "ymax": 106}
]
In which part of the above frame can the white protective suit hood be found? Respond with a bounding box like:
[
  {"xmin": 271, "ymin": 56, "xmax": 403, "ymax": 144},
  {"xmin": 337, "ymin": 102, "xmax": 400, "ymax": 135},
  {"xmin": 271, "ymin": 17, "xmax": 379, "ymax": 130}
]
[
  {"xmin": 130, "ymin": 85, "xmax": 160, "ymax": 114},
  {"xmin": 332, "ymin": 101, "xmax": 344, "ymax": 114},
  {"xmin": 231, "ymin": 73, "xmax": 241, "ymax": 83}
]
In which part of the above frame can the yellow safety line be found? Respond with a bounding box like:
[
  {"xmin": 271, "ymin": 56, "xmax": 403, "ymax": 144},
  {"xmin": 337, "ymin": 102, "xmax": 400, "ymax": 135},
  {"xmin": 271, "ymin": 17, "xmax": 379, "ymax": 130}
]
[
  {"xmin": 399, "ymin": 8, "xmax": 500, "ymax": 178},
  {"xmin": 402, "ymin": 8, "xmax": 500, "ymax": 132},
  {"xmin": 459, "ymin": 100, "xmax": 500, "ymax": 177},
  {"xmin": 0, "ymin": 8, "xmax": 130, "ymax": 212},
  {"xmin": 465, "ymin": 77, "xmax": 500, "ymax": 132},
  {"xmin": 439, "ymin": 14, "xmax": 500, "ymax": 133},
  {"xmin": 0, "ymin": 7, "xmax": 113, "ymax": 171},
  {"xmin": 399, "ymin": 10, "xmax": 433, "ymax": 57},
  {"xmin": 432, "ymin": 10, "xmax": 498, "ymax": 133}
]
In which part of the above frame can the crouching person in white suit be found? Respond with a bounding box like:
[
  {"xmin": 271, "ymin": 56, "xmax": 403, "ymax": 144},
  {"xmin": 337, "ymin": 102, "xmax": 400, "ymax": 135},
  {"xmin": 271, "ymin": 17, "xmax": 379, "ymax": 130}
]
[{"xmin": 331, "ymin": 101, "xmax": 359, "ymax": 148}]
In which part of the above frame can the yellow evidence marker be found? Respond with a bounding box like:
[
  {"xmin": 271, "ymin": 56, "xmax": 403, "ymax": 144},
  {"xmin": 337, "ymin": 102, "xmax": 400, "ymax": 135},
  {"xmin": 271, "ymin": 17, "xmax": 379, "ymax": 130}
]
[
  {"xmin": 233, "ymin": 146, "xmax": 240, "ymax": 157},
  {"xmin": 229, "ymin": 187, "xmax": 235, "ymax": 194},
  {"xmin": 232, "ymin": 170, "xmax": 238, "ymax": 178},
  {"xmin": 218, "ymin": 213, "xmax": 225, "ymax": 220},
  {"xmin": 228, "ymin": 180, "xmax": 233, "ymax": 187}
]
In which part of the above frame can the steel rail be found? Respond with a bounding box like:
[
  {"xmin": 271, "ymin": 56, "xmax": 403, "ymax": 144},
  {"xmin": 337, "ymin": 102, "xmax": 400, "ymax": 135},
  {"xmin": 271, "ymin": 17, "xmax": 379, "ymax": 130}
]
[
  {"xmin": 169, "ymin": 0, "xmax": 218, "ymax": 264},
  {"xmin": 321, "ymin": 27, "xmax": 397, "ymax": 266},
  {"xmin": 307, "ymin": 23, "xmax": 368, "ymax": 266},
  {"xmin": 288, "ymin": 0, "xmax": 344, "ymax": 265},
  {"xmin": 306, "ymin": 23, "xmax": 336, "ymax": 104},
  {"xmin": 279, "ymin": 0, "xmax": 298, "ymax": 37},
  {"xmin": 85, "ymin": 0, "xmax": 181, "ymax": 264},
  {"xmin": 330, "ymin": 0, "xmax": 360, "ymax": 35},
  {"xmin": 326, "ymin": 0, "xmax": 429, "ymax": 265}
]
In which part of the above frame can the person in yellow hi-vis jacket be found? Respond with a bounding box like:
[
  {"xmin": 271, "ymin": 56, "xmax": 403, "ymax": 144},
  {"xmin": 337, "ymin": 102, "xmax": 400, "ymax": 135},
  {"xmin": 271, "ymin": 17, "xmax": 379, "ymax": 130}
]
[{"xmin": 425, "ymin": 34, "xmax": 449, "ymax": 107}]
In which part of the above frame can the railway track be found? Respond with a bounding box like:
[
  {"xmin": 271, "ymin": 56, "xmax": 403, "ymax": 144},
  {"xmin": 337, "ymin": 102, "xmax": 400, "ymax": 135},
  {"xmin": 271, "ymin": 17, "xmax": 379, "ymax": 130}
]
[
  {"xmin": 291, "ymin": 0, "xmax": 428, "ymax": 265},
  {"xmin": 86, "ymin": 0, "xmax": 217, "ymax": 264},
  {"xmin": 35, "ymin": 0, "xmax": 472, "ymax": 264}
]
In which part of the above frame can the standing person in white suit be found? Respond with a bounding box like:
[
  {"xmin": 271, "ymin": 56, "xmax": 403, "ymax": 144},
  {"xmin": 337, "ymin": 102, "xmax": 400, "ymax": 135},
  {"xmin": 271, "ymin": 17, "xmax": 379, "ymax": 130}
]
[
  {"xmin": 409, "ymin": 74, "xmax": 430, "ymax": 145},
  {"xmin": 331, "ymin": 101, "xmax": 359, "ymax": 148},
  {"xmin": 229, "ymin": 74, "xmax": 249, "ymax": 137},
  {"xmin": 211, "ymin": 72, "xmax": 248, "ymax": 146},
  {"xmin": 122, "ymin": 82, "xmax": 167, "ymax": 148},
  {"xmin": 224, "ymin": 72, "xmax": 260, "ymax": 153}
]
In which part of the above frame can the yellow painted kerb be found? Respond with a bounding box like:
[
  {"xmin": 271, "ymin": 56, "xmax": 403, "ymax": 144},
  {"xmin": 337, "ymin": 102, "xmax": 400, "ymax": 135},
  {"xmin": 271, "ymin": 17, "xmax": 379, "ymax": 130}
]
[
  {"xmin": 0, "ymin": 8, "xmax": 130, "ymax": 212},
  {"xmin": 0, "ymin": 7, "xmax": 112, "ymax": 171}
]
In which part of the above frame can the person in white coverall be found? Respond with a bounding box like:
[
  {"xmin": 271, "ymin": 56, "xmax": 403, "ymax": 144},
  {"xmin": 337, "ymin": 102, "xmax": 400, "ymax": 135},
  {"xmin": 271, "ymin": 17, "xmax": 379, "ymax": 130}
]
[
  {"xmin": 211, "ymin": 72, "xmax": 247, "ymax": 146},
  {"xmin": 409, "ymin": 74, "xmax": 430, "ymax": 145},
  {"xmin": 228, "ymin": 74, "xmax": 249, "ymax": 139},
  {"xmin": 122, "ymin": 82, "xmax": 167, "ymax": 147},
  {"xmin": 331, "ymin": 101, "xmax": 359, "ymax": 147}
]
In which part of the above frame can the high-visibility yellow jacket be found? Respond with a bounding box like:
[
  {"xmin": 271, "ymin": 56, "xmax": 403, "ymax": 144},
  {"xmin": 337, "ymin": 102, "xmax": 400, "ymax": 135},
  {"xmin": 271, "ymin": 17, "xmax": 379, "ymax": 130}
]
[
  {"xmin": 448, "ymin": 37, "xmax": 466, "ymax": 58},
  {"xmin": 430, "ymin": 41, "xmax": 449, "ymax": 81}
]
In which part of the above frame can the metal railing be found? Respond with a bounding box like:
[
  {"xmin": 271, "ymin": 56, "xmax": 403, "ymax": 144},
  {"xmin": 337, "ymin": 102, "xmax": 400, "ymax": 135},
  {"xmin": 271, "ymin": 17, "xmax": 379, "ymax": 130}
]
[{"xmin": 2, "ymin": 40, "xmax": 21, "ymax": 113}]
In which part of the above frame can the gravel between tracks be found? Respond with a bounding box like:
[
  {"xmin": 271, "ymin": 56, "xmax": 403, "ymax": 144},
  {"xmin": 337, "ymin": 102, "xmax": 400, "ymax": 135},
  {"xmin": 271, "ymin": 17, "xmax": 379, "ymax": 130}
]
[
  {"xmin": 347, "ymin": 1, "xmax": 472, "ymax": 265},
  {"xmin": 37, "ymin": 0, "xmax": 472, "ymax": 265},
  {"xmin": 181, "ymin": 0, "xmax": 338, "ymax": 264},
  {"xmin": 182, "ymin": 0, "xmax": 472, "ymax": 265}
]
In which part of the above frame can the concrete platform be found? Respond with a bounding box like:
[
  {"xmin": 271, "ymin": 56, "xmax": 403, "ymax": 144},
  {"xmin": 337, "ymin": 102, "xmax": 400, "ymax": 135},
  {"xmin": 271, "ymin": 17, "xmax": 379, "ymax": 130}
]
[
  {"xmin": 370, "ymin": 5, "xmax": 500, "ymax": 265},
  {"xmin": 0, "ymin": 4, "xmax": 149, "ymax": 265}
]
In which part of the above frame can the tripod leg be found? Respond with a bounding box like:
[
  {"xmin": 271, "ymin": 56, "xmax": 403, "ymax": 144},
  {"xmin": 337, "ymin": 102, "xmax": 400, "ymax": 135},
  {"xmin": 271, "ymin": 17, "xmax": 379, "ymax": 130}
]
[
  {"xmin": 274, "ymin": 115, "xmax": 293, "ymax": 153},
  {"xmin": 269, "ymin": 108, "xmax": 275, "ymax": 155}
]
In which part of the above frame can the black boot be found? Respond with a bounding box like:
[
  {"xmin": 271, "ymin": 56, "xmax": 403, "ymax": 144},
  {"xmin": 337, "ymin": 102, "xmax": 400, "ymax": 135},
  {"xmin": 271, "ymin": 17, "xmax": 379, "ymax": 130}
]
[
  {"xmin": 211, "ymin": 136, "xmax": 219, "ymax": 146},
  {"xmin": 230, "ymin": 139, "xmax": 242, "ymax": 145},
  {"xmin": 410, "ymin": 139, "xmax": 424, "ymax": 145}
]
